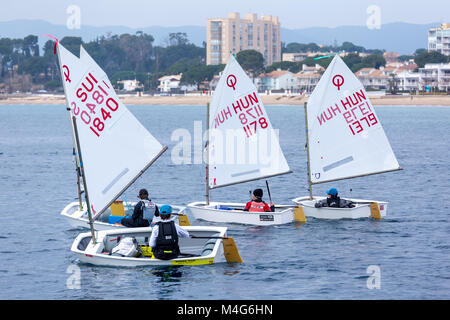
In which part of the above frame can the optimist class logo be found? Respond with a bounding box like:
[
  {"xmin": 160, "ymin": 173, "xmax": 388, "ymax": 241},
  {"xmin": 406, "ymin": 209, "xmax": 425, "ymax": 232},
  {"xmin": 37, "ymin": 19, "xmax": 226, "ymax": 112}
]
[
  {"xmin": 332, "ymin": 74, "xmax": 344, "ymax": 90},
  {"xmin": 63, "ymin": 65, "xmax": 71, "ymax": 83},
  {"xmin": 226, "ymin": 74, "xmax": 237, "ymax": 90}
]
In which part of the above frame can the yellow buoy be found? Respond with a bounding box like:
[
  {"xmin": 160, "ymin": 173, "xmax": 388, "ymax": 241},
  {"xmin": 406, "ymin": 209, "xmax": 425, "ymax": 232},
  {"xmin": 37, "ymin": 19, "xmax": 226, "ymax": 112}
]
[
  {"xmin": 222, "ymin": 237, "xmax": 243, "ymax": 263},
  {"xmin": 110, "ymin": 200, "xmax": 126, "ymax": 216},
  {"xmin": 294, "ymin": 206, "xmax": 307, "ymax": 223},
  {"xmin": 370, "ymin": 202, "xmax": 382, "ymax": 220},
  {"xmin": 178, "ymin": 214, "xmax": 190, "ymax": 226}
]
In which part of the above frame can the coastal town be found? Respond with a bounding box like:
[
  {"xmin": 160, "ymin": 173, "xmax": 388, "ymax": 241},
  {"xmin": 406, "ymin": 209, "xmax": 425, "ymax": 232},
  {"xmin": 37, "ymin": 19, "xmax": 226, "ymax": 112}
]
[{"xmin": 0, "ymin": 13, "xmax": 449, "ymax": 105}]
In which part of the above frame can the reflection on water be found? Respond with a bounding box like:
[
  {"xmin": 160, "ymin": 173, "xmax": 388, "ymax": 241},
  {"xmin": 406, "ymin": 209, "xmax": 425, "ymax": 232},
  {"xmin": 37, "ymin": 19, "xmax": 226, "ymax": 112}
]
[{"xmin": 147, "ymin": 266, "xmax": 184, "ymax": 283}]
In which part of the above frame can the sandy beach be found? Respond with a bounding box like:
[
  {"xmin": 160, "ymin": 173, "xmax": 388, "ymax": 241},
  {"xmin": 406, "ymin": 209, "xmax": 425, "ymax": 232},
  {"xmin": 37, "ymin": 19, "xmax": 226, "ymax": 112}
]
[{"xmin": 0, "ymin": 93, "xmax": 449, "ymax": 106}]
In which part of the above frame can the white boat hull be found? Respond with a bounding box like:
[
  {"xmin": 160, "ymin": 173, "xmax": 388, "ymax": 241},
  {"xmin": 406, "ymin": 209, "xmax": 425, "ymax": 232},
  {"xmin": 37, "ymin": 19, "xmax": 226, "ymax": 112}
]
[
  {"xmin": 291, "ymin": 196, "xmax": 388, "ymax": 220},
  {"xmin": 71, "ymin": 226, "xmax": 228, "ymax": 267},
  {"xmin": 187, "ymin": 201, "xmax": 297, "ymax": 226},
  {"xmin": 61, "ymin": 201, "xmax": 186, "ymax": 231}
]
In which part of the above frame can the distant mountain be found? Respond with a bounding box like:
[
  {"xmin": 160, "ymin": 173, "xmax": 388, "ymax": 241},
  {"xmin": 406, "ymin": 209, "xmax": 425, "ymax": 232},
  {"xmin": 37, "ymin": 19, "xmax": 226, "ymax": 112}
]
[
  {"xmin": 281, "ymin": 22, "xmax": 438, "ymax": 54},
  {"xmin": 0, "ymin": 19, "xmax": 206, "ymax": 49},
  {"xmin": 0, "ymin": 19, "xmax": 438, "ymax": 54}
]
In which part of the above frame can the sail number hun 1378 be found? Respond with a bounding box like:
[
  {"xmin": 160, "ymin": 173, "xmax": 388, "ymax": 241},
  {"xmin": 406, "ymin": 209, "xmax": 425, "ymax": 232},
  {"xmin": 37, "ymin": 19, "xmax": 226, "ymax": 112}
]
[{"xmin": 72, "ymin": 72, "xmax": 119, "ymax": 137}]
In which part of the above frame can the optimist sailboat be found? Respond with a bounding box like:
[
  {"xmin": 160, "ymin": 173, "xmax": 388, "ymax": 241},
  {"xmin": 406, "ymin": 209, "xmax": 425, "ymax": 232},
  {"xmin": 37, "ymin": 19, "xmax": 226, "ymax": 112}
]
[
  {"xmin": 292, "ymin": 55, "xmax": 402, "ymax": 219},
  {"xmin": 72, "ymin": 225, "xmax": 243, "ymax": 267},
  {"xmin": 187, "ymin": 55, "xmax": 299, "ymax": 226},
  {"xmin": 54, "ymin": 41, "xmax": 187, "ymax": 230}
]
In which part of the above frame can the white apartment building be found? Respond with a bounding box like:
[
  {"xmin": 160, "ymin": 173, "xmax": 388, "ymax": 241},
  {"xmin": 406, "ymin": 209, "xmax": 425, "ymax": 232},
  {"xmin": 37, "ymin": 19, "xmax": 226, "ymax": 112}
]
[
  {"xmin": 157, "ymin": 74, "xmax": 197, "ymax": 93},
  {"xmin": 292, "ymin": 64, "xmax": 325, "ymax": 93},
  {"xmin": 158, "ymin": 74, "xmax": 182, "ymax": 92},
  {"xmin": 282, "ymin": 52, "xmax": 309, "ymax": 62},
  {"xmin": 255, "ymin": 70, "xmax": 295, "ymax": 92},
  {"xmin": 118, "ymin": 79, "xmax": 143, "ymax": 92},
  {"xmin": 418, "ymin": 63, "xmax": 450, "ymax": 91},
  {"xmin": 428, "ymin": 23, "xmax": 450, "ymax": 56},
  {"xmin": 396, "ymin": 70, "xmax": 421, "ymax": 92}
]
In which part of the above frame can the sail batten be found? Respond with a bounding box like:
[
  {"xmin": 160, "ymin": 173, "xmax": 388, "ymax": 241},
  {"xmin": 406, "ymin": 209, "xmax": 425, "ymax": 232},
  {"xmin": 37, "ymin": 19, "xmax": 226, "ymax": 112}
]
[
  {"xmin": 209, "ymin": 170, "xmax": 292, "ymax": 190},
  {"xmin": 310, "ymin": 167, "xmax": 403, "ymax": 185},
  {"xmin": 208, "ymin": 55, "xmax": 290, "ymax": 189},
  {"xmin": 306, "ymin": 55, "xmax": 400, "ymax": 184}
]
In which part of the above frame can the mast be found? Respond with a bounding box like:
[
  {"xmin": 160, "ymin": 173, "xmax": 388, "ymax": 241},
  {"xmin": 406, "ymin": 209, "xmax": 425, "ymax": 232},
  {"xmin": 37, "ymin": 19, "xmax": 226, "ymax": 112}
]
[
  {"xmin": 72, "ymin": 116, "xmax": 97, "ymax": 244},
  {"xmin": 69, "ymin": 114, "xmax": 83, "ymax": 211},
  {"xmin": 304, "ymin": 102, "xmax": 313, "ymax": 199},
  {"xmin": 55, "ymin": 43, "xmax": 83, "ymax": 210},
  {"xmin": 205, "ymin": 102, "xmax": 210, "ymax": 205}
]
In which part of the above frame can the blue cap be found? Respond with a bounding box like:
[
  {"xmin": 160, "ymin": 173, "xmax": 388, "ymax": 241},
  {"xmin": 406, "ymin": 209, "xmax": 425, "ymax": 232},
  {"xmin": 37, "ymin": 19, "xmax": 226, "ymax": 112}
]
[
  {"xmin": 160, "ymin": 204, "xmax": 173, "ymax": 215},
  {"xmin": 326, "ymin": 188, "xmax": 338, "ymax": 196}
]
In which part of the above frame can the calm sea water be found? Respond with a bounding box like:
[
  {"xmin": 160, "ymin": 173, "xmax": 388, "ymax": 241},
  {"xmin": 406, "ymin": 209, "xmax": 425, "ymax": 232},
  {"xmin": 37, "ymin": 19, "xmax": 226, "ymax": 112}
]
[{"xmin": 0, "ymin": 104, "xmax": 449, "ymax": 300}]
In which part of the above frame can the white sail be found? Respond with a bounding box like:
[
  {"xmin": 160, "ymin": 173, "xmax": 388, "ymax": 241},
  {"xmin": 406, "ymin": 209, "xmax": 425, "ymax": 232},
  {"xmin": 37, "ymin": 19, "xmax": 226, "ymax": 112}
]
[
  {"xmin": 208, "ymin": 54, "xmax": 290, "ymax": 189},
  {"xmin": 306, "ymin": 55, "xmax": 400, "ymax": 184},
  {"xmin": 57, "ymin": 43, "xmax": 166, "ymax": 219}
]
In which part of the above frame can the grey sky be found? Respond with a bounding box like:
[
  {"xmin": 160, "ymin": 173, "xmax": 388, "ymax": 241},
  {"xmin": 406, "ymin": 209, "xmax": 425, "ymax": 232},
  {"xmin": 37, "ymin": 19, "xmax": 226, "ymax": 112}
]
[{"xmin": 0, "ymin": 0, "xmax": 448, "ymax": 28}]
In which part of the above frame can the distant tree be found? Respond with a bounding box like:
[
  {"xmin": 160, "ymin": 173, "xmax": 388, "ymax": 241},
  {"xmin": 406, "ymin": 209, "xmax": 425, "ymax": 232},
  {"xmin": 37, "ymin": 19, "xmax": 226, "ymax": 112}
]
[
  {"xmin": 415, "ymin": 48, "xmax": 427, "ymax": 55},
  {"xmin": 0, "ymin": 32, "xmax": 211, "ymax": 92},
  {"xmin": 169, "ymin": 32, "xmax": 189, "ymax": 46},
  {"xmin": 60, "ymin": 36, "xmax": 83, "ymax": 56},
  {"xmin": 166, "ymin": 57, "xmax": 202, "ymax": 75},
  {"xmin": 265, "ymin": 61, "xmax": 300, "ymax": 73},
  {"xmin": 363, "ymin": 54, "xmax": 386, "ymax": 69},
  {"xmin": 284, "ymin": 42, "xmax": 320, "ymax": 53},
  {"xmin": 43, "ymin": 40, "xmax": 56, "ymax": 57},
  {"xmin": 398, "ymin": 54, "xmax": 415, "ymax": 62},
  {"xmin": 22, "ymin": 35, "xmax": 39, "ymax": 57},
  {"xmin": 0, "ymin": 38, "xmax": 13, "ymax": 77},
  {"xmin": 298, "ymin": 55, "xmax": 333, "ymax": 69},
  {"xmin": 414, "ymin": 50, "xmax": 448, "ymax": 68},
  {"xmin": 181, "ymin": 64, "xmax": 224, "ymax": 85},
  {"xmin": 153, "ymin": 33, "xmax": 204, "ymax": 73},
  {"xmin": 236, "ymin": 50, "xmax": 264, "ymax": 76},
  {"xmin": 365, "ymin": 49, "xmax": 385, "ymax": 55},
  {"xmin": 339, "ymin": 41, "xmax": 365, "ymax": 53},
  {"xmin": 44, "ymin": 79, "xmax": 62, "ymax": 92},
  {"xmin": 388, "ymin": 73, "xmax": 399, "ymax": 94},
  {"xmin": 118, "ymin": 32, "xmax": 154, "ymax": 72},
  {"xmin": 343, "ymin": 53, "xmax": 363, "ymax": 69},
  {"xmin": 18, "ymin": 56, "xmax": 47, "ymax": 78}
]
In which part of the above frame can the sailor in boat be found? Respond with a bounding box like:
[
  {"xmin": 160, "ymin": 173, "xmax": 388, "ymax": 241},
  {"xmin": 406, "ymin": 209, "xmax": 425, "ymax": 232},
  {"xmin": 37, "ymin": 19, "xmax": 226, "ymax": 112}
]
[
  {"xmin": 243, "ymin": 189, "xmax": 275, "ymax": 213},
  {"xmin": 121, "ymin": 189, "xmax": 160, "ymax": 227},
  {"xmin": 149, "ymin": 205, "xmax": 190, "ymax": 260},
  {"xmin": 314, "ymin": 188, "xmax": 355, "ymax": 208}
]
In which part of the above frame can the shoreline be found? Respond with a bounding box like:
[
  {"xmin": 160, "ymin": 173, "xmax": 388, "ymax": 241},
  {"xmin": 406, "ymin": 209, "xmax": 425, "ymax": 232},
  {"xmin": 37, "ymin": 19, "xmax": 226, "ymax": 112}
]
[{"xmin": 1, "ymin": 94, "xmax": 450, "ymax": 106}]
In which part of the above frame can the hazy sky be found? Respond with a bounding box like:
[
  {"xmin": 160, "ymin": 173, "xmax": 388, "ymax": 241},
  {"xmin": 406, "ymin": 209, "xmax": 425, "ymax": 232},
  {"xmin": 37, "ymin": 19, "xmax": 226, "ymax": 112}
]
[{"xmin": 1, "ymin": 0, "xmax": 448, "ymax": 29}]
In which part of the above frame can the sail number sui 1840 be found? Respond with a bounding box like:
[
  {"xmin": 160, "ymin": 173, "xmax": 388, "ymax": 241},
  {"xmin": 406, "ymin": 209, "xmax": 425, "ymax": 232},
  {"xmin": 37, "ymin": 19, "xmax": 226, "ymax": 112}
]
[{"xmin": 71, "ymin": 72, "xmax": 119, "ymax": 137}]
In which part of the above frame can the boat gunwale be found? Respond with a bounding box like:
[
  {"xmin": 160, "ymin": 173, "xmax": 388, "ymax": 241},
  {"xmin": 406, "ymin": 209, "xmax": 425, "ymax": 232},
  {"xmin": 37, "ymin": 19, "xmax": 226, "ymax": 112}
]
[
  {"xmin": 62, "ymin": 201, "xmax": 187, "ymax": 227},
  {"xmin": 291, "ymin": 196, "xmax": 388, "ymax": 211},
  {"xmin": 187, "ymin": 201, "xmax": 296, "ymax": 215},
  {"xmin": 71, "ymin": 226, "xmax": 227, "ymax": 263}
]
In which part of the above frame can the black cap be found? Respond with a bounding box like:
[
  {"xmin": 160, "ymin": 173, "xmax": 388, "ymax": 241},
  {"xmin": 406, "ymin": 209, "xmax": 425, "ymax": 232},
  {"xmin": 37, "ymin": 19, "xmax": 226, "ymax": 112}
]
[
  {"xmin": 253, "ymin": 188, "xmax": 263, "ymax": 198},
  {"xmin": 139, "ymin": 188, "xmax": 148, "ymax": 196}
]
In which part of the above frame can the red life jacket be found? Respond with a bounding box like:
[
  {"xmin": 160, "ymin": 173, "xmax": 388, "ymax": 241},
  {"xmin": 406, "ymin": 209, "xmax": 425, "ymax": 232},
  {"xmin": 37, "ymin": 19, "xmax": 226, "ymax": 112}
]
[{"xmin": 248, "ymin": 201, "xmax": 266, "ymax": 212}]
